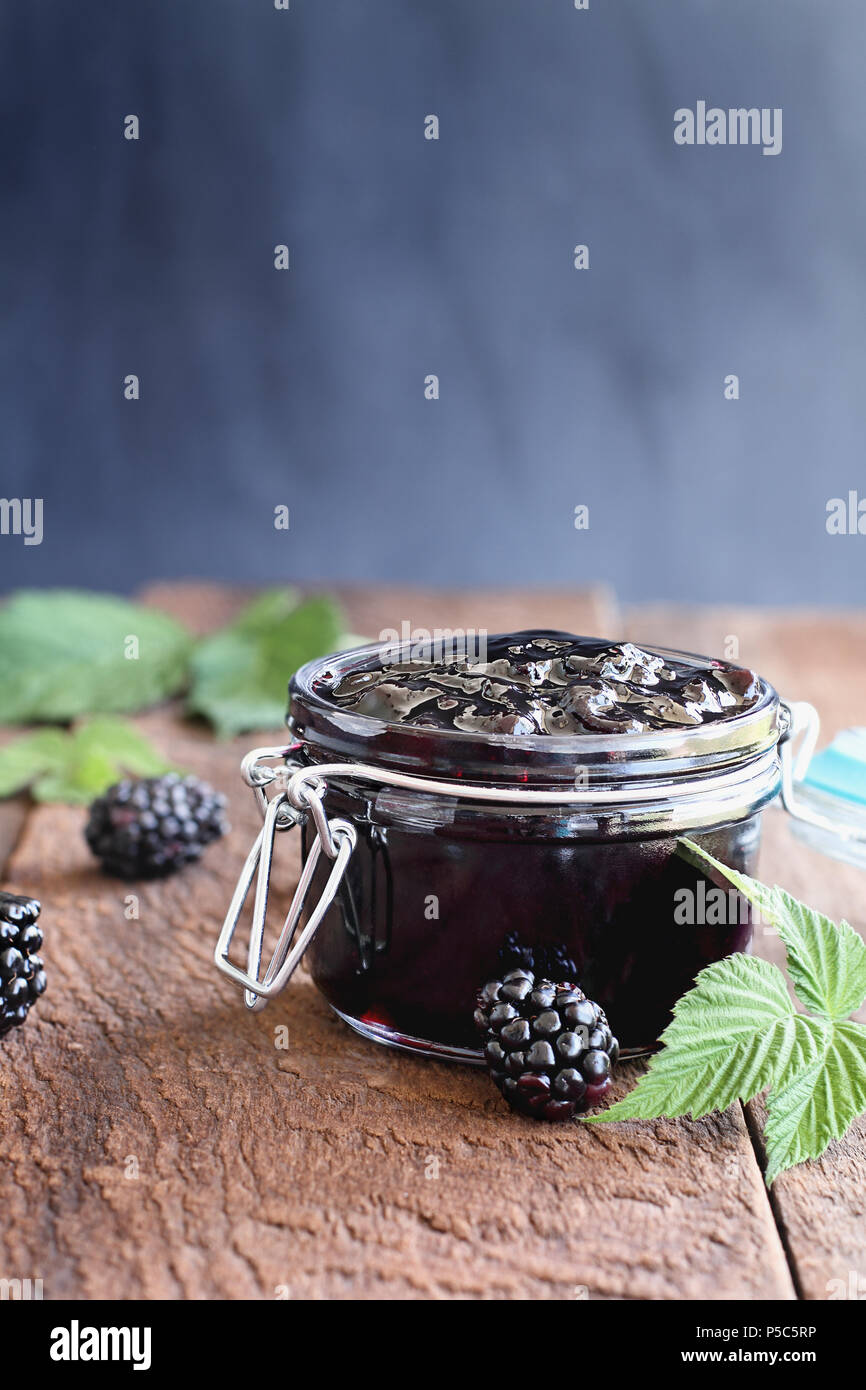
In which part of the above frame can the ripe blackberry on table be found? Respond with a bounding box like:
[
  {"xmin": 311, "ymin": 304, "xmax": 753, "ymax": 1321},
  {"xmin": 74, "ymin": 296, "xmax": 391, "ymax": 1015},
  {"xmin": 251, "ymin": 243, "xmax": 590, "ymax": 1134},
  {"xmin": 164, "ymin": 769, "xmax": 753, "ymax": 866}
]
[
  {"xmin": 0, "ymin": 892, "xmax": 47, "ymax": 1038},
  {"xmin": 85, "ymin": 773, "xmax": 228, "ymax": 880},
  {"xmin": 475, "ymin": 969, "xmax": 619, "ymax": 1122}
]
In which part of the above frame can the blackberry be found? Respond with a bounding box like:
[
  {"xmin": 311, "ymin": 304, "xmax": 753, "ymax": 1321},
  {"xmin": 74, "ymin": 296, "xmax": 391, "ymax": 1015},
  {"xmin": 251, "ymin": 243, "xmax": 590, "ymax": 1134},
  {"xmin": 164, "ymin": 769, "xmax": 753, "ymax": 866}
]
[
  {"xmin": 85, "ymin": 773, "xmax": 228, "ymax": 879},
  {"xmin": 0, "ymin": 892, "xmax": 46, "ymax": 1038},
  {"xmin": 475, "ymin": 969, "xmax": 619, "ymax": 1121},
  {"xmin": 498, "ymin": 932, "xmax": 578, "ymax": 984}
]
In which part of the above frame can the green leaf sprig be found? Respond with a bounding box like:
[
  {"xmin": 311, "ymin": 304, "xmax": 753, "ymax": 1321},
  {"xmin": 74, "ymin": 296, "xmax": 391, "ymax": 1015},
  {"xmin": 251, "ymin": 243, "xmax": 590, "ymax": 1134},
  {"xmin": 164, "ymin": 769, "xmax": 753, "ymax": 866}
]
[
  {"xmin": 186, "ymin": 589, "xmax": 352, "ymax": 737},
  {"xmin": 587, "ymin": 839, "xmax": 866, "ymax": 1184},
  {"xmin": 0, "ymin": 719, "xmax": 175, "ymax": 804},
  {"xmin": 0, "ymin": 586, "xmax": 360, "ymax": 745},
  {"xmin": 0, "ymin": 591, "xmax": 192, "ymax": 723}
]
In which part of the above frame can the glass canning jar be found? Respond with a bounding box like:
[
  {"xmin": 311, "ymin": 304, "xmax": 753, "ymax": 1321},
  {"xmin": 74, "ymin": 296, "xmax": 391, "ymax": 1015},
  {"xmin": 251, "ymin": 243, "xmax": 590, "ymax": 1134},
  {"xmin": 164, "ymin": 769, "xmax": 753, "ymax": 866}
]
[{"xmin": 215, "ymin": 636, "xmax": 807, "ymax": 1060}]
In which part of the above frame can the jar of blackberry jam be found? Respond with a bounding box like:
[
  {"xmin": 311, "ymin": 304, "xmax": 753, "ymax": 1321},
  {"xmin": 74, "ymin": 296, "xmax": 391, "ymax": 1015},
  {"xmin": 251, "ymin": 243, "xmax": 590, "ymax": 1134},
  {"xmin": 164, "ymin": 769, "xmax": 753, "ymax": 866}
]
[{"xmin": 214, "ymin": 632, "xmax": 831, "ymax": 1059}]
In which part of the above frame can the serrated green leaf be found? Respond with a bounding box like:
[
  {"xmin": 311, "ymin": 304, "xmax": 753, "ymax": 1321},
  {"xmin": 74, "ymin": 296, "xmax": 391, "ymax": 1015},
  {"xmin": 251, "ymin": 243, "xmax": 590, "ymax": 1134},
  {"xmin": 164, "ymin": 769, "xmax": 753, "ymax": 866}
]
[
  {"xmin": 70, "ymin": 717, "xmax": 174, "ymax": 775},
  {"xmin": 764, "ymin": 1020, "xmax": 866, "ymax": 1184},
  {"xmin": 595, "ymin": 840, "xmax": 866, "ymax": 1182},
  {"xmin": 763, "ymin": 887, "xmax": 866, "ymax": 1022},
  {"xmin": 34, "ymin": 750, "xmax": 119, "ymax": 804},
  {"xmin": 187, "ymin": 590, "xmax": 345, "ymax": 737},
  {"xmin": 680, "ymin": 838, "xmax": 866, "ymax": 1020},
  {"xmin": 224, "ymin": 588, "xmax": 301, "ymax": 636},
  {"xmin": 0, "ymin": 591, "xmax": 192, "ymax": 723},
  {"xmin": 0, "ymin": 718, "xmax": 175, "ymax": 804},
  {"xmin": 587, "ymin": 955, "xmax": 815, "ymax": 1122},
  {"xmin": 0, "ymin": 729, "xmax": 69, "ymax": 796}
]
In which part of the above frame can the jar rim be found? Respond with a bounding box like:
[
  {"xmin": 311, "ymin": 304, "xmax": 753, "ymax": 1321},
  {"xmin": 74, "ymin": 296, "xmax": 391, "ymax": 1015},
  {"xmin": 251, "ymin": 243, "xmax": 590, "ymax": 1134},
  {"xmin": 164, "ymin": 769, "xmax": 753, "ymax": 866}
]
[{"xmin": 288, "ymin": 638, "xmax": 782, "ymax": 786}]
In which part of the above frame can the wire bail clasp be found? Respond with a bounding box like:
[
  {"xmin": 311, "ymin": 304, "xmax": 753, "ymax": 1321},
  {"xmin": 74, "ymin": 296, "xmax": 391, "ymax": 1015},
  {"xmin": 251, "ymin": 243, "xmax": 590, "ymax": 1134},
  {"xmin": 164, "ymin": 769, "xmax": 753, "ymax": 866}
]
[
  {"xmin": 778, "ymin": 702, "xmax": 866, "ymax": 863},
  {"xmin": 214, "ymin": 746, "xmax": 357, "ymax": 1010}
]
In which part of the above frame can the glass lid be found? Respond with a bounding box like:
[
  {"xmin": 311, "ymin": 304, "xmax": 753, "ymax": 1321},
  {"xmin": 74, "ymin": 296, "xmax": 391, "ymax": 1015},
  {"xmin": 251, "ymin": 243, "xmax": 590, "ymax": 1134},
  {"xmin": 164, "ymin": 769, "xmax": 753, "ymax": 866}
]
[{"xmin": 288, "ymin": 632, "xmax": 782, "ymax": 786}]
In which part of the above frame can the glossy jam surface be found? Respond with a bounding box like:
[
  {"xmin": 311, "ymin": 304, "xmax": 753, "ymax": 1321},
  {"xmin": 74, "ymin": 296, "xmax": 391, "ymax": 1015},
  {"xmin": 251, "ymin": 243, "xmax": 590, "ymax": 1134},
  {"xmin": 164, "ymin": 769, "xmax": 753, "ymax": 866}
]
[{"xmin": 324, "ymin": 632, "xmax": 760, "ymax": 736}]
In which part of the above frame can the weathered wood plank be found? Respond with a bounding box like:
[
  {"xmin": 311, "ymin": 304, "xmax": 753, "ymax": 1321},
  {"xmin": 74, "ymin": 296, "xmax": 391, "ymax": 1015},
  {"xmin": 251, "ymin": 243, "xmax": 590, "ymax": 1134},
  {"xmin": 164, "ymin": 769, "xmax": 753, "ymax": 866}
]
[
  {"xmin": 140, "ymin": 579, "xmax": 623, "ymax": 644},
  {"xmin": 0, "ymin": 798, "xmax": 28, "ymax": 876},
  {"xmin": 624, "ymin": 602, "xmax": 866, "ymax": 1299},
  {"xmin": 0, "ymin": 588, "xmax": 794, "ymax": 1299}
]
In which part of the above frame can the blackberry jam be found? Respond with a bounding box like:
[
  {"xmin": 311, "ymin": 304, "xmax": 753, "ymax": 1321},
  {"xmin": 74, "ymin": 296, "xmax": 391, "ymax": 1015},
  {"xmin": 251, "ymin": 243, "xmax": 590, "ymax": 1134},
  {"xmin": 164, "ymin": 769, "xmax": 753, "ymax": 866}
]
[{"xmin": 283, "ymin": 633, "xmax": 784, "ymax": 1059}]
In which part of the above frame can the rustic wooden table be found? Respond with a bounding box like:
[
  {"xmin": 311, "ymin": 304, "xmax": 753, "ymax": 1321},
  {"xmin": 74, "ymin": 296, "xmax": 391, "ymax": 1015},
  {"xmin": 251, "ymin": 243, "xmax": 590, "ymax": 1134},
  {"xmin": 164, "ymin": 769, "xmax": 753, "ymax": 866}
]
[{"xmin": 1, "ymin": 584, "xmax": 864, "ymax": 1300}]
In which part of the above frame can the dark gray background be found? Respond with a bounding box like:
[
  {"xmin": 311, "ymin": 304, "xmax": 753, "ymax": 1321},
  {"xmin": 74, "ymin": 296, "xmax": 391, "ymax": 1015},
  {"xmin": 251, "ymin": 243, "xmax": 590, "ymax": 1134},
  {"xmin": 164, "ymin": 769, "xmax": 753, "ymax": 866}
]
[{"xmin": 2, "ymin": 0, "xmax": 864, "ymax": 604}]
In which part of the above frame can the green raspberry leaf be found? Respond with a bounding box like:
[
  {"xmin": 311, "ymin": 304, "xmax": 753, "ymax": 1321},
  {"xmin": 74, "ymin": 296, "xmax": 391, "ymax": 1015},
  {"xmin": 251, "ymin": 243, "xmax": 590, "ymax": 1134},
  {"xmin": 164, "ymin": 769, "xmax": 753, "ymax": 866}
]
[
  {"xmin": 69, "ymin": 717, "xmax": 175, "ymax": 776},
  {"xmin": 598, "ymin": 839, "xmax": 866, "ymax": 1181},
  {"xmin": 187, "ymin": 590, "xmax": 346, "ymax": 737},
  {"xmin": 680, "ymin": 838, "xmax": 866, "ymax": 1020},
  {"xmin": 33, "ymin": 750, "xmax": 120, "ymax": 804},
  {"xmin": 0, "ymin": 729, "xmax": 69, "ymax": 797},
  {"xmin": 0, "ymin": 719, "xmax": 176, "ymax": 805},
  {"xmin": 0, "ymin": 590, "xmax": 192, "ymax": 723},
  {"xmin": 587, "ymin": 955, "xmax": 823, "ymax": 1123},
  {"xmin": 37, "ymin": 718, "xmax": 176, "ymax": 803},
  {"xmin": 763, "ymin": 888, "xmax": 866, "ymax": 1022},
  {"xmin": 764, "ymin": 1020, "xmax": 866, "ymax": 1184}
]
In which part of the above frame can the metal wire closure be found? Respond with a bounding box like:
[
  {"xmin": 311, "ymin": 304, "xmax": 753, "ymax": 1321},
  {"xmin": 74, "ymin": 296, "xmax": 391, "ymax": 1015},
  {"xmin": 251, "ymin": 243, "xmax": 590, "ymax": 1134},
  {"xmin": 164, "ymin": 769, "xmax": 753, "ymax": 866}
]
[
  {"xmin": 778, "ymin": 701, "xmax": 866, "ymax": 850},
  {"xmin": 280, "ymin": 752, "xmax": 778, "ymax": 812},
  {"xmin": 215, "ymin": 741, "xmax": 778, "ymax": 1012},
  {"xmin": 214, "ymin": 746, "xmax": 357, "ymax": 1009},
  {"xmin": 217, "ymin": 705, "xmax": 841, "ymax": 1010}
]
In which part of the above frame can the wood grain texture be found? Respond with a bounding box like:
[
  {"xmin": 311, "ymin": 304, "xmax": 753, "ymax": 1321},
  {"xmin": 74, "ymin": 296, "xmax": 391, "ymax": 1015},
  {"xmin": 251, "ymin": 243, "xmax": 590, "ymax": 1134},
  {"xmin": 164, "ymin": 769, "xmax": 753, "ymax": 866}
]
[
  {"xmin": 140, "ymin": 580, "xmax": 622, "ymax": 644},
  {"xmin": 0, "ymin": 586, "xmax": 834, "ymax": 1301},
  {"xmin": 624, "ymin": 602, "xmax": 866, "ymax": 1301},
  {"xmin": 0, "ymin": 750, "xmax": 792, "ymax": 1301},
  {"xmin": 0, "ymin": 798, "xmax": 27, "ymax": 876}
]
